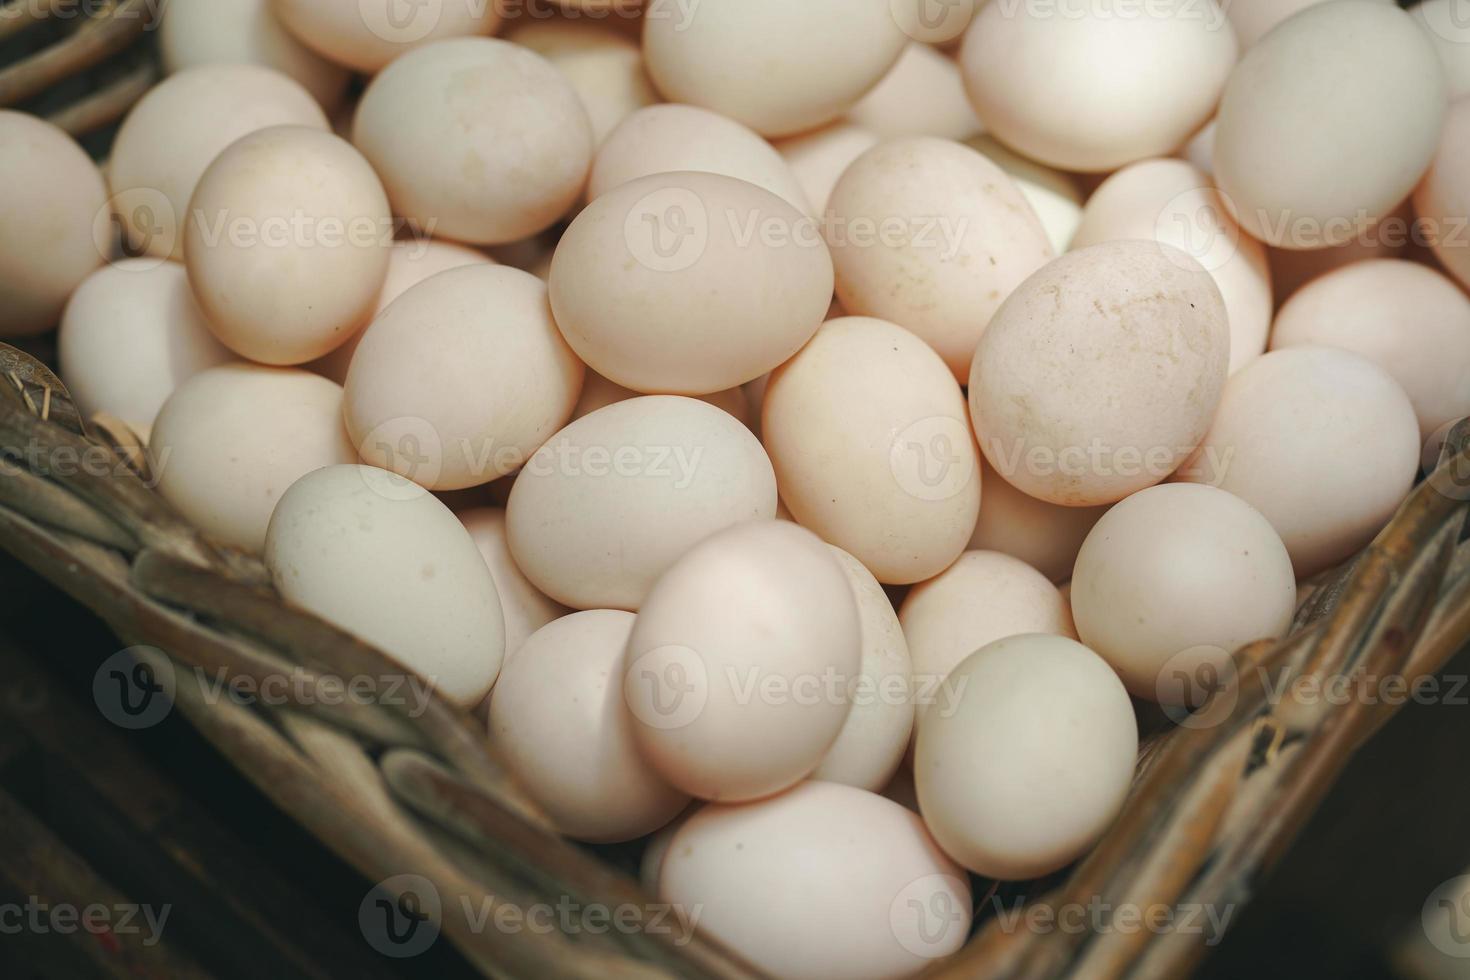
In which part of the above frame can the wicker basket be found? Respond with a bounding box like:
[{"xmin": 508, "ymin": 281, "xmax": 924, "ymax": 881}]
[{"xmin": 5, "ymin": 5, "xmax": 1470, "ymax": 978}]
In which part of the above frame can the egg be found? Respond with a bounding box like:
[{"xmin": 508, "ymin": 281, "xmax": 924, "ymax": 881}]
[
  {"xmin": 967, "ymin": 460, "xmax": 1107, "ymax": 584},
  {"xmin": 1182, "ymin": 118, "xmax": 1217, "ymax": 176},
  {"xmin": 1071, "ymin": 484, "xmax": 1297, "ymax": 704},
  {"xmin": 642, "ymin": 0, "xmax": 907, "ymax": 138},
  {"xmin": 826, "ymin": 137, "xmax": 1055, "ymax": 382},
  {"xmin": 185, "ymin": 126, "xmax": 392, "ymax": 365},
  {"xmin": 345, "ymin": 265, "xmax": 585, "ymax": 490},
  {"xmin": 506, "ymin": 396, "xmax": 777, "ymax": 610},
  {"xmin": 265, "ymin": 464, "xmax": 506, "ymax": 705},
  {"xmin": 1071, "ymin": 158, "xmax": 1272, "ymax": 375},
  {"xmin": 159, "ymin": 0, "xmax": 348, "ymax": 110},
  {"xmin": 775, "ymin": 122, "xmax": 881, "ymax": 216},
  {"xmin": 1267, "ymin": 199, "xmax": 1414, "ymax": 305},
  {"xmin": 846, "ymin": 43, "xmax": 983, "ymax": 142},
  {"xmin": 969, "ymin": 241, "xmax": 1230, "ymax": 506},
  {"xmin": 1176, "ymin": 347, "xmax": 1420, "ymax": 576},
  {"xmin": 1214, "ymin": 1, "xmax": 1445, "ymax": 250},
  {"xmin": 489, "ymin": 611, "xmax": 689, "ymax": 841},
  {"xmin": 899, "ymin": 551, "xmax": 1075, "ymax": 705},
  {"xmin": 914, "ymin": 634, "xmax": 1137, "ymax": 880},
  {"xmin": 958, "ymin": 0, "xmax": 1237, "ymax": 172},
  {"xmin": 148, "ymin": 364, "xmax": 357, "ymax": 552},
  {"xmin": 1227, "ymin": 0, "xmax": 1393, "ymax": 48},
  {"xmin": 458, "ymin": 508, "xmax": 570, "ymax": 659},
  {"xmin": 353, "ymin": 38, "xmax": 593, "ymax": 245},
  {"xmin": 639, "ymin": 804, "xmax": 698, "ymax": 894},
  {"xmin": 505, "ymin": 19, "xmax": 660, "ymax": 145},
  {"xmin": 571, "ymin": 371, "xmax": 751, "ymax": 427},
  {"xmin": 965, "ymin": 134, "xmax": 1083, "ymax": 255},
  {"xmin": 762, "ymin": 316, "xmax": 981, "ymax": 584},
  {"xmin": 107, "ymin": 65, "xmax": 328, "ymax": 261},
  {"xmin": 623, "ymin": 520, "xmax": 860, "ymax": 801},
  {"xmin": 1413, "ymin": 0, "xmax": 1470, "ymax": 99},
  {"xmin": 811, "ymin": 547, "xmax": 914, "ymax": 793},
  {"xmin": 0, "ymin": 112, "xmax": 108, "ymax": 338},
  {"xmin": 1270, "ymin": 259, "xmax": 1470, "ymax": 439},
  {"xmin": 58, "ymin": 260, "xmax": 234, "ymax": 434},
  {"xmin": 660, "ymin": 782, "xmax": 971, "ymax": 980},
  {"xmin": 589, "ymin": 104, "xmax": 812, "ymax": 216},
  {"xmin": 549, "ymin": 171, "xmax": 834, "ymax": 394},
  {"xmin": 271, "ymin": 0, "xmax": 502, "ymax": 73},
  {"xmin": 1413, "ymin": 99, "xmax": 1470, "ymax": 292}
]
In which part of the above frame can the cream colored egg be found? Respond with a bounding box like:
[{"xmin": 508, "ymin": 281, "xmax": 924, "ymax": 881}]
[
  {"xmin": 1176, "ymin": 347, "xmax": 1420, "ymax": 576},
  {"xmin": 639, "ymin": 804, "xmax": 697, "ymax": 894},
  {"xmin": 1413, "ymin": 0, "xmax": 1470, "ymax": 99},
  {"xmin": 1071, "ymin": 484, "xmax": 1297, "ymax": 704},
  {"xmin": 1271, "ymin": 259, "xmax": 1470, "ymax": 439},
  {"xmin": 775, "ymin": 122, "xmax": 880, "ymax": 216},
  {"xmin": 763, "ymin": 316, "xmax": 981, "ymax": 584},
  {"xmin": 1228, "ymin": 0, "xmax": 1392, "ymax": 48},
  {"xmin": 1215, "ymin": 1, "xmax": 1445, "ymax": 250},
  {"xmin": 1414, "ymin": 99, "xmax": 1470, "ymax": 292},
  {"xmin": 847, "ymin": 43, "xmax": 983, "ymax": 142},
  {"xmin": 0, "ymin": 112, "xmax": 107, "ymax": 337},
  {"xmin": 642, "ymin": 0, "xmax": 907, "ymax": 138},
  {"xmin": 159, "ymin": 0, "xmax": 348, "ymax": 110},
  {"xmin": 272, "ymin": 0, "xmax": 502, "ymax": 73},
  {"xmin": 312, "ymin": 239, "xmax": 496, "ymax": 385},
  {"xmin": 660, "ymin": 783, "xmax": 971, "ymax": 980},
  {"xmin": 970, "ymin": 241, "xmax": 1229, "ymax": 506},
  {"xmin": 506, "ymin": 19, "xmax": 659, "ymax": 145},
  {"xmin": 623, "ymin": 520, "xmax": 860, "ymax": 802},
  {"xmin": 353, "ymin": 38, "xmax": 593, "ymax": 245},
  {"xmin": 58, "ymin": 260, "xmax": 234, "ymax": 432},
  {"xmin": 827, "ymin": 137, "xmax": 1054, "ymax": 381},
  {"xmin": 458, "ymin": 508, "xmax": 570, "ymax": 658},
  {"xmin": 812, "ymin": 547, "xmax": 914, "ymax": 793},
  {"xmin": 589, "ymin": 104, "xmax": 812, "ymax": 215},
  {"xmin": 968, "ymin": 459, "xmax": 1107, "ymax": 584},
  {"xmin": 549, "ymin": 171, "xmax": 833, "ymax": 394},
  {"xmin": 345, "ymin": 265, "xmax": 585, "ymax": 490},
  {"xmin": 1182, "ymin": 118, "xmax": 1217, "ymax": 176},
  {"xmin": 959, "ymin": 0, "xmax": 1236, "ymax": 172},
  {"xmin": 506, "ymin": 397, "xmax": 777, "ymax": 610},
  {"xmin": 264, "ymin": 464, "xmax": 506, "ymax": 705},
  {"xmin": 1071, "ymin": 158, "xmax": 1272, "ymax": 374},
  {"xmin": 899, "ymin": 551, "xmax": 1075, "ymax": 705},
  {"xmin": 965, "ymin": 134, "xmax": 1083, "ymax": 255},
  {"xmin": 185, "ymin": 126, "xmax": 392, "ymax": 365},
  {"xmin": 108, "ymin": 65, "xmax": 328, "ymax": 261},
  {"xmin": 571, "ymin": 371, "xmax": 750, "ymax": 427},
  {"xmin": 915, "ymin": 634, "xmax": 1137, "ymax": 880},
  {"xmin": 148, "ymin": 364, "xmax": 357, "ymax": 552},
  {"xmin": 1268, "ymin": 200, "xmax": 1413, "ymax": 305},
  {"xmin": 489, "ymin": 611, "xmax": 688, "ymax": 841}
]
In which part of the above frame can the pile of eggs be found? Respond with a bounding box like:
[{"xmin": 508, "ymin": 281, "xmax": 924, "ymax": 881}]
[{"xmin": 3, "ymin": 0, "xmax": 1468, "ymax": 975}]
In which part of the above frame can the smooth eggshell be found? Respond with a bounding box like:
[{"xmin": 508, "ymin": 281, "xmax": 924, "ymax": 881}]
[
  {"xmin": 1215, "ymin": 1, "xmax": 1445, "ymax": 249},
  {"xmin": 1271, "ymin": 259, "xmax": 1470, "ymax": 439},
  {"xmin": 1227, "ymin": 0, "xmax": 1392, "ymax": 48},
  {"xmin": 506, "ymin": 19, "xmax": 659, "ymax": 145},
  {"xmin": 775, "ymin": 122, "xmax": 880, "ymax": 216},
  {"xmin": 959, "ymin": 0, "xmax": 1237, "ymax": 172},
  {"xmin": 915, "ymin": 634, "xmax": 1137, "ymax": 879},
  {"xmin": 623, "ymin": 521, "xmax": 860, "ymax": 802},
  {"xmin": 353, "ymin": 38, "xmax": 593, "ymax": 245},
  {"xmin": 489, "ymin": 611, "xmax": 688, "ymax": 841},
  {"xmin": 272, "ymin": 0, "xmax": 502, "ymax": 73},
  {"xmin": 1413, "ymin": 99, "xmax": 1470, "ymax": 292},
  {"xmin": 458, "ymin": 508, "xmax": 570, "ymax": 659},
  {"xmin": 571, "ymin": 371, "xmax": 750, "ymax": 427},
  {"xmin": 549, "ymin": 171, "xmax": 834, "ymax": 394},
  {"xmin": 1071, "ymin": 158, "xmax": 1273, "ymax": 375},
  {"xmin": 58, "ymin": 260, "xmax": 234, "ymax": 433},
  {"xmin": 968, "ymin": 459, "xmax": 1107, "ymax": 584},
  {"xmin": 969, "ymin": 241, "xmax": 1230, "ymax": 506},
  {"xmin": 0, "ymin": 112, "xmax": 107, "ymax": 338},
  {"xmin": 1071, "ymin": 483, "xmax": 1297, "ymax": 703},
  {"xmin": 589, "ymin": 103, "xmax": 811, "ymax": 215},
  {"xmin": 108, "ymin": 65, "xmax": 328, "ymax": 261},
  {"xmin": 1176, "ymin": 347, "xmax": 1420, "ymax": 576},
  {"xmin": 827, "ymin": 137, "xmax": 1055, "ymax": 381},
  {"xmin": 762, "ymin": 316, "xmax": 981, "ymax": 584},
  {"xmin": 185, "ymin": 125, "xmax": 392, "ymax": 365},
  {"xmin": 265, "ymin": 464, "xmax": 506, "ymax": 705},
  {"xmin": 148, "ymin": 364, "xmax": 357, "ymax": 552},
  {"xmin": 661, "ymin": 782, "xmax": 971, "ymax": 979},
  {"xmin": 642, "ymin": 0, "xmax": 907, "ymax": 138},
  {"xmin": 1413, "ymin": 0, "xmax": 1470, "ymax": 99},
  {"xmin": 506, "ymin": 397, "xmax": 777, "ymax": 610},
  {"xmin": 847, "ymin": 43, "xmax": 983, "ymax": 142},
  {"xmin": 965, "ymin": 134, "xmax": 1083, "ymax": 255},
  {"xmin": 345, "ymin": 265, "xmax": 585, "ymax": 490}
]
